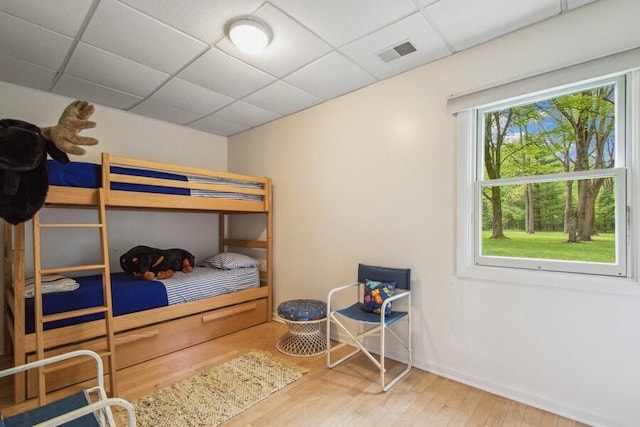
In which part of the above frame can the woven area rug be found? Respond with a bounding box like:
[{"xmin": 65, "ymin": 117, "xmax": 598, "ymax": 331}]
[{"xmin": 123, "ymin": 350, "xmax": 308, "ymax": 426}]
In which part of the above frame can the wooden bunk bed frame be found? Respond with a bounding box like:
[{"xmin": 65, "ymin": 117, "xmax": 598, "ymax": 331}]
[{"xmin": 3, "ymin": 153, "xmax": 273, "ymax": 402}]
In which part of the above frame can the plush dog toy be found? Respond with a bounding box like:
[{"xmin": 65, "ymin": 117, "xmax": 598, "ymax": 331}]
[
  {"xmin": 120, "ymin": 245, "xmax": 195, "ymax": 280},
  {"xmin": 0, "ymin": 100, "xmax": 98, "ymax": 224}
]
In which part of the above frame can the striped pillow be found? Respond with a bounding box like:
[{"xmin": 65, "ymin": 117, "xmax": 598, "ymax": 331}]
[{"xmin": 198, "ymin": 252, "xmax": 259, "ymax": 269}]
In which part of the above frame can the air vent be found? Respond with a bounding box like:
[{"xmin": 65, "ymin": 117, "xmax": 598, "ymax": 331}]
[{"xmin": 378, "ymin": 41, "xmax": 417, "ymax": 63}]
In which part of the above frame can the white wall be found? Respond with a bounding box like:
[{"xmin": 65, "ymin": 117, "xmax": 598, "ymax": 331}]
[
  {"xmin": 228, "ymin": 0, "xmax": 640, "ymax": 425},
  {"xmin": 0, "ymin": 82, "xmax": 227, "ymax": 167},
  {"xmin": 0, "ymin": 83, "xmax": 228, "ymax": 352}
]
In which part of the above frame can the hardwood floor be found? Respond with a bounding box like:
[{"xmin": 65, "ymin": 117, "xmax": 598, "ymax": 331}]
[{"xmin": 0, "ymin": 321, "xmax": 589, "ymax": 426}]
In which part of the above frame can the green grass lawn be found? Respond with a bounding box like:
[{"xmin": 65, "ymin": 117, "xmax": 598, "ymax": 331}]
[{"xmin": 481, "ymin": 230, "xmax": 616, "ymax": 263}]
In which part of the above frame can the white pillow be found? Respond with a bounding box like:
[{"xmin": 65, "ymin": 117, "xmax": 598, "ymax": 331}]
[{"xmin": 198, "ymin": 252, "xmax": 259, "ymax": 269}]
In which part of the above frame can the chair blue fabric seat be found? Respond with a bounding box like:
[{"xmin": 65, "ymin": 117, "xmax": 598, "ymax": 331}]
[
  {"xmin": 277, "ymin": 299, "xmax": 327, "ymax": 321},
  {"xmin": 336, "ymin": 303, "xmax": 407, "ymax": 326},
  {"xmin": 4, "ymin": 391, "xmax": 98, "ymax": 427},
  {"xmin": 327, "ymin": 263, "xmax": 412, "ymax": 392},
  {"xmin": 0, "ymin": 350, "xmax": 135, "ymax": 426}
]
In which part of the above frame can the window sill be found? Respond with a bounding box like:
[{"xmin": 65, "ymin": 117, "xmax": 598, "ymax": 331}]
[{"xmin": 456, "ymin": 264, "xmax": 640, "ymax": 297}]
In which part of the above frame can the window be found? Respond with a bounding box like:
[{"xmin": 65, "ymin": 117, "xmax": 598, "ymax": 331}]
[{"xmin": 459, "ymin": 73, "xmax": 635, "ymax": 278}]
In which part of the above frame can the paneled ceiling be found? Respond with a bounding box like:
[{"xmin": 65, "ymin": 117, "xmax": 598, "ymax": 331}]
[{"xmin": 0, "ymin": 0, "xmax": 598, "ymax": 136}]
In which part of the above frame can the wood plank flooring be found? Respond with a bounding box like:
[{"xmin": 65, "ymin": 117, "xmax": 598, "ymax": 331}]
[{"xmin": 0, "ymin": 321, "xmax": 589, "ymax": 426}]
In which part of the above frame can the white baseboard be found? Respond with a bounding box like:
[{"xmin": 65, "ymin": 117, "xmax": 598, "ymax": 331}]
[
  {"xmin": 276, "ymin": 316, "xmax": 621, "ymax": 426},
  {"xmin": 412, "ymin": 356, "xmax": 625, "ymax": 427},
  {"xmin": 271, "ymin": 314, "xmax": 285, "ymax": 324}
]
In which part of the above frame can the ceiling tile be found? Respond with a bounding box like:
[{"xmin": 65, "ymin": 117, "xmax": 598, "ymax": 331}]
[
  {"xmin": 188, "ymin": 115, "xmax": 251, "ymax": 137},
  {"xmin": 120, "ymin": 0, "xmax": 264, "ymax": 44},
  {"xmin": 212, "ymin": 101, "xmax": 281, "ymax": 127},
  {"xmin": 0, "ymin": 53, "xmax": 56, "ymax": 91},
  {"xmin": 0, "ymin": 12, "xmax": 73, "ymax": 69},
  {"xmin": 178, "ymin": 48, "xmax": 275, "ymax": 98},
  {"xmin": 216, "ymin": 3, "xmax": 332, "ymax": 78},
  {"xmin": 270, "ymin": 0, "xmax": 419, "ymax": 47},
  {"xmin": 0, "ymin": 0, "xmax": 93, "ymax": 37},
  {"xmin": 425, "ymin": 0, "xmax": 561, "ymax": 51},
  {"xmin": 52, "ymin": 75, "xmax": 143, "ymax": 110},
  {"xmin": 341, "ymin": 12, "xmax": 451, "ymax": 80},
  {"xmin": 129, "ymin": 99, "xmax": 205, "ymax": 124},
  {"xmin": 0, "ymin": 0, "xmax": 605, "ymax": 137},
  {"xmin": 284, "ymin": 52, "xmax": 377, "ymax": 100},
  {"xmin": 150, "ymin": 78, "xmax": 234, "ymax": 115},
  {"xmin": 82, "ymin": 0, "xmax": 206, "ymax": 75},
  {"xmin": 66, "ymin": 42, "xmax": 169, "ymax": 97},
  {"xmin": 243, "ymin": 80, "xmax": 322, "ymax": 116}
]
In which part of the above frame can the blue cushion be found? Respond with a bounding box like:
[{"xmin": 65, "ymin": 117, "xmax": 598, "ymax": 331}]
[
  {"xmin": 337, "ymin": 303, "xmax": 408, "ymax": 326},
  {"xmin": 278, "ymin": 299, "xmax": 327, "ymax": 321}
]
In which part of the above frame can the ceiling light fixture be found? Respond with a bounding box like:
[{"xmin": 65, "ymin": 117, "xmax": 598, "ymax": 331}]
[{"xmin": 228, "ymin": 17, "xmax": 272, "ymax": 54}]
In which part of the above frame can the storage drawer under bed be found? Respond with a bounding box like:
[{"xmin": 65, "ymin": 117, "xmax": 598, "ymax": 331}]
[{"xmin": 26, "ymin": 298, "xmax": 268, "ymax": 397}]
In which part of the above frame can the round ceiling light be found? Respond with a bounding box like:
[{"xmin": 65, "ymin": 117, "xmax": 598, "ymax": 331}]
[{"xmin": 229, "ymin": 18, "xmax": 271, "ymax": 54}]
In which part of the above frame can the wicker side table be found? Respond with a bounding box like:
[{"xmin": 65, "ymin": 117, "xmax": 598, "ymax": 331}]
[{"xmin": 276, "ymin": 299, "xmax": 327, "ymax": 357}]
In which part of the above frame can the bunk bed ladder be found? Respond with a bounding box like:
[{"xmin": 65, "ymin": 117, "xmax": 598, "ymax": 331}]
[
  {"xmin": 31, "ymin": 188, "xmax": 117, "ymax": 404},
  {"xmin": 4, "ymin": 221, "xmax": 27, "ymax": 403}
]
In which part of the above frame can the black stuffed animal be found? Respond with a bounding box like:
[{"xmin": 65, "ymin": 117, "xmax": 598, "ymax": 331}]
[
  {"xmin": 0, "ymin": 100, "xmax": 98, "ymax": 225},
  {"xmin": 120, "ymin": 245, "xmax": 195, "ymax": 281},
  {"xmin": 0, "ymin": 119, "xmax": 70, "ymax": 224}
]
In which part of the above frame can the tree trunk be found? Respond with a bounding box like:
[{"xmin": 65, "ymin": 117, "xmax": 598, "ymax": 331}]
[
  {"xmin": 563, "ymin": 180, "xmax": 573, "ymax": 234},
  {"xmin": 490, "ymin": 186, "xmax": 506, "ymax": 239},
  {"xmin": 484, "ymin": 111, "xmax": 512, "ymax": 241},
  {"xmin": 589, "ymin": 202, "xmax": 599, "ymax": 236},
  {"xmin": 577, "ymin": 178, "xmax": 603, "ymax": 241},
  {"xmin": 567, "ymin": 209, "xmax": 578, "ymax": 243},
  {"xmin": 525, "ymin": 183, "xmax": 534, "ymax": 234}
]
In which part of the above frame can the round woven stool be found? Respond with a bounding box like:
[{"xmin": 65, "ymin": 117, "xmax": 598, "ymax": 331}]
[{"xmin": 276, "ymin": 299, "xmax": 327, "ymax": 357}]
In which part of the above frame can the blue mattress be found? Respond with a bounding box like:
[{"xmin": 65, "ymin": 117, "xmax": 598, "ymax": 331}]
[
  {"xmin": 24, "ymin": 273, "xmax": 168, "ymax": 333},
  {"xmin": 47, "ymin": 160, "xmax": 263, "ymax": 200},
  {"xmin": 23, "ymin": 267, "xmax": 261, "ymax": 333},
  {"xmin": 47, "ymin": 160, "xmax": 189, "ymax": 195}
]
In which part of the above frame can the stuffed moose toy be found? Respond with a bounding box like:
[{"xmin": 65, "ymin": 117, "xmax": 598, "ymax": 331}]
[{"xmin": 0, "ymin": 100, "xmax": 98, "ymax": 224}]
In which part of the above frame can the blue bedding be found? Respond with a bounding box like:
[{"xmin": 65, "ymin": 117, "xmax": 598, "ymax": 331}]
[
  {"xmin": 24, "ymin": 273, "xmax": 168, "ymax": 333},
  {"xmin": 23, "ymin": 267, "xmax": 261, "ymax": 333},
  {"xmin": 47, "ymin": 160, "xmax": 189, "ymax": 195}
]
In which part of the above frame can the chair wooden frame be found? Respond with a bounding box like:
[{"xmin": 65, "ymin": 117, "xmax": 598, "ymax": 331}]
[{"xmin": 326, "ymin": 264, "xmax": 412, "ymax": 392}]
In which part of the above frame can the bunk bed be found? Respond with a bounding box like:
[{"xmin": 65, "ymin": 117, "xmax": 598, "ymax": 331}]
[{"xmin": 3, "ymin": 153, "xmax": 273, "ymax": 402}]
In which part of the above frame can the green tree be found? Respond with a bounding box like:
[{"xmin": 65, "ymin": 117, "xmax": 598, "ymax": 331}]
[
  {"xmin": 483, "ymin": 110, "xmax": 513, "ymax": 239},
  {"xmin": 483, "ymin": 84, "xmax": 615, "ymax": 242},
  {"xmin": 543, "ymin": 86, "xmax": 615, "ymax": 241},
  {"xmin": 595, "ymin": 180, "xmax": 616, "ymax": 233}
]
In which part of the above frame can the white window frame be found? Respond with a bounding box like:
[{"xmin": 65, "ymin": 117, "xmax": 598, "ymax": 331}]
[
  {"xmin": 455, "ymin": 68, "xmax": 640, "ymax": 285},
  {"xmin": 475, "ymin": 76, "xmax": 626, "ymax": 277}
]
